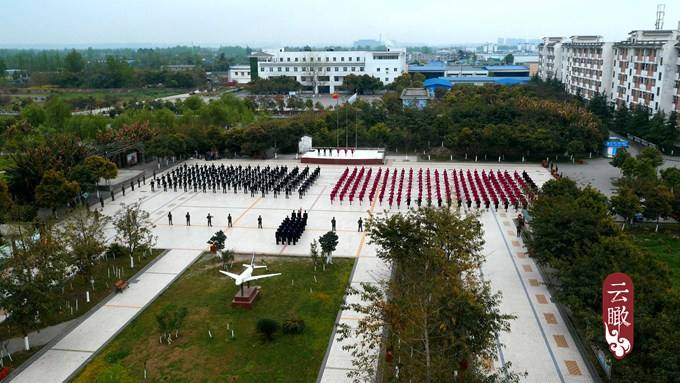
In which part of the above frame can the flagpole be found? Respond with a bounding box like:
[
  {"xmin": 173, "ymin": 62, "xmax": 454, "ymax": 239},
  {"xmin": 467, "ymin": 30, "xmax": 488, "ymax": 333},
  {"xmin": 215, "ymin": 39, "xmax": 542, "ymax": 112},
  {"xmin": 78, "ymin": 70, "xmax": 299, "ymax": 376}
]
[
  {"xmin": 335, "ymin": 94, "xmax": 339, "ymax": 148},
  {"xmin": 345, "ymin": 99, "xmax": 348, "ymax": 149},
  {"xmin": 355, "ymin": 105, "xmax": 358, "ymax": 148}
]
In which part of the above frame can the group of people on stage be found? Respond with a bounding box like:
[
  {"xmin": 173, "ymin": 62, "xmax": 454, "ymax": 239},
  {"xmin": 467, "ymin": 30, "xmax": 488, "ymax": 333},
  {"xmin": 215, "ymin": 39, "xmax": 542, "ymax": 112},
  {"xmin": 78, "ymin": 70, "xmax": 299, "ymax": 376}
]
[
  {"xmin": 275, "ymin": 209, "xmax": 308, "ymax": 245},
  {"xmin": 316, "ymin": 147, "xmax": 356, "ymax": 157},
  {"xmin": 148, "ymin": 163, "xmax": 320, "ymax": 198}
]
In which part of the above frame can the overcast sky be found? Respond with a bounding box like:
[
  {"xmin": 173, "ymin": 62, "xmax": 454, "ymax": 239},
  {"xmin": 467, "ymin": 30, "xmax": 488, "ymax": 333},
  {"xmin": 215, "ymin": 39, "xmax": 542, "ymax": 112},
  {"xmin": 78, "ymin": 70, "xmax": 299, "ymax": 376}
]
[{"xmin": 1, "ymin": 0, "xmax": 678, "ymax": 48}]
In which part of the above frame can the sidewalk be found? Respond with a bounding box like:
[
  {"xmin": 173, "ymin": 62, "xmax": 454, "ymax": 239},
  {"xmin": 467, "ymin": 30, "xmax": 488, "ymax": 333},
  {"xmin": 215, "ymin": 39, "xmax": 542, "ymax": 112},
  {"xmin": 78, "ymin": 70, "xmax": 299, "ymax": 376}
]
[{"xmin": 3, "ymin": 320, "xmax": 76, "ymax": 356}]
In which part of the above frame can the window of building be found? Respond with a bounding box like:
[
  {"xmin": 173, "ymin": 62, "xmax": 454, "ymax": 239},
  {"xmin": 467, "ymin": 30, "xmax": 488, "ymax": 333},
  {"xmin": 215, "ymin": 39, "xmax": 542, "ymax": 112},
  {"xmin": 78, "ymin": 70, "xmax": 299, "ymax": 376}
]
[
  {"xmin": 351, "ymin": 67, "xmax": 355, "ymax": 71},
  {"xmin": 343, "ymin": 67, "xmax": 347, "ymax": 72},
  {"xmin": 261, "ymin": 67, "xmax": 265, "ymax": 72},
  {"xmin": 334, "ymin": 76, "xmax": 340, "ymax": 81},
  {"xmin": 293, "ymin": 67, "xmax": 297, "ymax": 72},
  {"xmin": 295, "ymin": 58, "xmax": 298, "ymax": 62},
  {"xmin": 385, "ymin": 77, "xmax": 389, "ymax": 82},
  {"xmin": 341, "ymin": 57, "xmax": 344, "ymax": 62},
  {"xmin": 335, "ymin": 67, "xmax": 339, "ymax": 71},
  {"xmin": 327, "ymin": 67, "xmax": 331, "ymax": 72},
  {"xmin": 659, "ymin": 72, "xmax": 662, "ymax": 80},
  {"xmin": 360, "ymin": 67, "xmax": 364, "ymax": 72},
  {"xmin": 356, "ymin": 57, "xmax": 360, "ymax": 62},
  {"xmin": 348, "ymin": 57, "xmax": 352, "ymax": 62},
  {"xmin": 279, "ymin": 58, "xmax": 283, "ymax": 62},
  {"xmin": 269, "ymin": 67, "xmax": 273, "ymax": 72},
  {"xmin": 285, "ymin": 67, "xmax": 289, "ymax": 72},
  {"xmin": 394, "ymin": 68, "xmax": 397, "ymax": 72},
  {"xmin": 277, "ymin": 67, "xmax": 282, "ymax": 72},
  {"xmin": 286, "ymin": 57, "xmax": 290, "ymax": 62},
  {"xmin": 326, "ymin": 57, "xmax": 329, "ymax": 62},
  {"xmin": 333, "ymin": 57, "xmax": 336, "ymax": 61},
  {"xmin": 657, "ymin": 87, "xmax": 660, "ymax": 96},
  {"xmin": 377, "ymin": 68, "xmax": 381, "ymax": 72},
  {"xmin": 302, "ymin": 57, "xmax": 306, "ymax": 62},
  {"xmin": 660, "ymin": 58, "xmax": 663, "ymax": 65}
]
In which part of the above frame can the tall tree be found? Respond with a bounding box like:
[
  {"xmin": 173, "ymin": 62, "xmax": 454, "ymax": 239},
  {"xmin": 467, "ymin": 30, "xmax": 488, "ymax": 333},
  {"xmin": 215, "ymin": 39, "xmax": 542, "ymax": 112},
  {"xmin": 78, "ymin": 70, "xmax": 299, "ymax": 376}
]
[
  {"xmin": 34, "ymin": 169, "xmax": 80, "ymax": 214},
  {"xmin": 58, "ymin": 209, "xmax": 109, "ymax": 286},
  {"xmin": 339, "ymin": 208, "xmax": 520, "ymax": 383},
  {"xmin": 112, "ymin": 202, "xmax": 157, "ymax": 268},
  {"xmin": 610, "ymin": 184, "xmax": 640, "ymax": 230},
  {"xmin": 0, "ymin": 224, "xmax": 67, "ymax": 350},
  {"xmin": 64, "ymin": 49, "xmax": 85, "ymax": 73}
]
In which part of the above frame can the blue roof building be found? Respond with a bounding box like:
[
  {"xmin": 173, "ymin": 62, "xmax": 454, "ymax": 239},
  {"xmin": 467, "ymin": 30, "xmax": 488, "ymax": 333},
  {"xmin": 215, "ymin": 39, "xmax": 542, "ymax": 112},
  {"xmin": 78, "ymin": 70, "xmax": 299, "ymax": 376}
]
[
  {"xmin": 423, "ymin": 76, "xmax": 531, "ymax": 95},
  {"xmin": 408, "ymin": 61, "xmax": 447, "ymax": 79}
]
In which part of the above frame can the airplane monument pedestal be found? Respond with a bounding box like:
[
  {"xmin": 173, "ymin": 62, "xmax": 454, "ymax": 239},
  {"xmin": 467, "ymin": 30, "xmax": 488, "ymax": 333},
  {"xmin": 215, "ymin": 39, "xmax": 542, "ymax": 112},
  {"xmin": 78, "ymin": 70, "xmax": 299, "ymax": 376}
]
[{"xmin": 232, "ymin": 286, "xmax": 260, "ymax": 309}]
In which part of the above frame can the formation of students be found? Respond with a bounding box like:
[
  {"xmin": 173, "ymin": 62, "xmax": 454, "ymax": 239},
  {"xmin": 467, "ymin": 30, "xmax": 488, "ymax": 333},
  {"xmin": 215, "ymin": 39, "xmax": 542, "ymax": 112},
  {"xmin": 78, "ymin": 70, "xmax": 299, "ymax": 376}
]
[
  {"xmin": 330, "ymin": 166, "xmax": 537, "ymax": 211},
  {"xmin": 149, "ymin": 163, "xmax": 320, "ymax": 198},
  {"xmin": 276, "ymin": 209, "xmax": 308, "ymax": 245}
]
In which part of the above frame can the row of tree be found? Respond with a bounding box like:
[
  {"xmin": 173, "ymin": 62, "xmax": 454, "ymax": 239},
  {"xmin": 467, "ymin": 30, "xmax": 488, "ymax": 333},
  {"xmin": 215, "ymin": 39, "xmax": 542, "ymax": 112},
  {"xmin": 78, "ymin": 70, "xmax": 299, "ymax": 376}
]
[
  {"xmin": 610, "ymin": 147, "xmax": 680, "ymax": 229},
  {"xmin": 340, "ymin": 208, "xmax": 523, "ymax": 383},
  {"xmin": 526, "ymin": 177, "xmax": 680, "ymax": 381},
  {"xmin": 586, "ymin": 93, "xmax": 678, "ymax": 154},
  {"xmin": 0, "ymin": 203, "xmax": 156, "ymax": 351}
]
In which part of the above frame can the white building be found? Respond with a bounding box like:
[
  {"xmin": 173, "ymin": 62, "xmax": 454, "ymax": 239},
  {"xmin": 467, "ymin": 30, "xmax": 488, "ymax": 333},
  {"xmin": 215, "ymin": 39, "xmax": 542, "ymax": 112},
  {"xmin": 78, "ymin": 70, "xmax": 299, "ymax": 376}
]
[
  {"xmin": 227, "ymin": 65, "xmax": 251, "ymax": 84},
  {"xmin": 250, "ymin": 48, "xmax": 407, "ymax": 94},
  {"xmin": 562, "ymin": 35, "xmax": 614, "ymax": 99},
  {"xmin": 538, "ymin": 30, "xmax": 680, "ymax": 113},
  {"xmin": 537, "ymin": 37, "xmax": 565, "ymax": 81},
  {"xmin": 611, "ymin": 30, "xmax": 680, "ymax": 113}
]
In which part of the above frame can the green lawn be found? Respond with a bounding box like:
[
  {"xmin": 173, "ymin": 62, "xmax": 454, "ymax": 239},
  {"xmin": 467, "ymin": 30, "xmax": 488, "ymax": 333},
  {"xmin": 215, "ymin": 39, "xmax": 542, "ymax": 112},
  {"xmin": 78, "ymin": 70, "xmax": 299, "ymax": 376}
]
[
  {"xmin": 632, "ymin": 231, "xmax": 680, "ymax": 288},
  {"xmin": 71, "ymin": 255, "xmax": 354, "ymax": 383},
  {"xmin": 1, "ymin": 249, "xmax": 163, "ymax": 342}
]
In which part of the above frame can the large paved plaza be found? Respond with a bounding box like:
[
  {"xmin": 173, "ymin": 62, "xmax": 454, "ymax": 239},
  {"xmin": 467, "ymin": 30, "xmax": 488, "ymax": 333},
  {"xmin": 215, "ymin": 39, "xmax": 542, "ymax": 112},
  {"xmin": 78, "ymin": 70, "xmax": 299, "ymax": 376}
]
[{"xmin": 11, "ymin": 159, "xmax": 593, "ymax": 383}]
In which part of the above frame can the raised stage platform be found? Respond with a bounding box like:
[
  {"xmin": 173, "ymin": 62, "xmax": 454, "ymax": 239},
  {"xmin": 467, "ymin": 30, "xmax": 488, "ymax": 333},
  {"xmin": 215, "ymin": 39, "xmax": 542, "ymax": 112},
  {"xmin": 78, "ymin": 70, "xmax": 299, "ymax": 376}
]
[{"xmin": 300, "ymin": 148, "xmax": 385, "ymax": 165}]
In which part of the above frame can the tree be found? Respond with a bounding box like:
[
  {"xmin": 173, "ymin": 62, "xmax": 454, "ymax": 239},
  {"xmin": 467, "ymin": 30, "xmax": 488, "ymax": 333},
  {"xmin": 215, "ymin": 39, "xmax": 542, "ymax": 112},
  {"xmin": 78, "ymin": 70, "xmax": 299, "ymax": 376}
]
[
  {"xmin": 661, "ymin": 167, "xmax": 680, "ymax": 192},
  {"xmin": 34, "ymin": 169, "xmax": 80, "ymax": 214},
  {"xmin": 503, "ymin": 53, "xmax": 514, "ymax": 64},
  {"xmin": 0, "ymin": 224, "xmax": 67, "ymax": 350},
  {"xmin": 638, "ymin": 147, "xmax": 664, "ymax": 169},
  {"xmin": 610, "ymin": 184, "xmax": 640, "ymax": 230},
  {"xmin": 45, "ymin": 97, "xmax": 72, "ymax": 129},
  {"xmin": 318, "ymin": 231, "xmax": 338, "ymax": 265},
  {"xmin": 309, "ymin": 239, "xmax": 321, "ymax": 268},
  {"xmin": 641, "ymin": 184, "xmax": 673, "ymax": 232},
  {"xmin": 0, "ymin": 179, "xmax": 14, "ymax": 223},
  {"xmin": 58, "ymin": 209, "xmax": 109, "ymax": 286},
  {"xmin": 156, "ymin": 304, "xmax": 188, "ymax": 345},
  {"xmin": 339, "ymin": 208, "xmax": 520, "ymax": 383},
  {"xmin": 219, "ymin": 249, "xmax": 235, "ymax": 270},
  {"xmin": 112, "ymin": 202, "xmax": 157, "ymax": 268},
  {"xmin": 610, "ymin": 149, "xmax": 631, "ymax": 168},
  {"xmin": 256, "ymin": 318, "xmax": 279, "ymax": 341},
  {"xmin": 64, "ymin": 49, "xmax": 85, "ymax": 73}
]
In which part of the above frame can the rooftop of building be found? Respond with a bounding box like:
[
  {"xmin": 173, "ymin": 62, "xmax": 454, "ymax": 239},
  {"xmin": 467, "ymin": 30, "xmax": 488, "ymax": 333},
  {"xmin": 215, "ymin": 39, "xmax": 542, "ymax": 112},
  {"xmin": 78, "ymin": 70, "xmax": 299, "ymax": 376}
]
[
  {"xmin": 400, "ymin": 88, "xmax": 431, "ymax": 99},
  {"xmin": 483, "ymin": 65, "xmax": 529, "ymax": 72},
  {"xmin": 446, "ymin": 65, "xmax": 487, "ymax": 72},
  {"xmin": 407, "ymin": 61, "xmax": 447, "ymax": 72}
]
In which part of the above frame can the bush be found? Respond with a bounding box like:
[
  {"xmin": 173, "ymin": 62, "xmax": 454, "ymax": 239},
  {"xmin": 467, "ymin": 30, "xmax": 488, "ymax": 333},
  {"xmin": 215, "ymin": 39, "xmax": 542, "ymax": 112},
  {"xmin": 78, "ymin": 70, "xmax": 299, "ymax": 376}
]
[
  {"xmin": 106, "ymin": 243, "xmax": 126, "ymax": 259},
  {"xmin": 282, "ymin": 318, "xmax": 305, "ymax": 335},
  {"xmin": 256, "ymin": 318, "xmax": 279, "ymax": 341},
  {"xmin": 105, "ymin": 349, "xmax": 129, "ymax": 364}
]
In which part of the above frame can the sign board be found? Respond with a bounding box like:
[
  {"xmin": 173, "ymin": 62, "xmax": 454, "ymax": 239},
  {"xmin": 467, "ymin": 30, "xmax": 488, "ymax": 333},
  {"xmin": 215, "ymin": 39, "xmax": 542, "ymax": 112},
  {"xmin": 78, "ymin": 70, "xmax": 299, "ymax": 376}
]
[{"xmin": 602, "ymin": 272, "xmax": 634, "ymax": 360}]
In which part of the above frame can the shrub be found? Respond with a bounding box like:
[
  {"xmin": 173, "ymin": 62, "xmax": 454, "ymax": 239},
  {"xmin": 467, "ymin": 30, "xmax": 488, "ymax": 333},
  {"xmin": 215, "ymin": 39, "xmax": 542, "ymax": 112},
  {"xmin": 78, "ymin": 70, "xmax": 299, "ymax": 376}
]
[
  {"xmin": 256, "ymin": 318, "xmax": 279, "ymax": 341},
  {"xmin": 105, "ymin": 349, "xmax": 129, "ymax": 364},
  {"xmin": 106, "ymin": 243, "xmax": 126, "ymax": 259},
  {"xmin": 282, "ymin": 318, "xmax": 305, "ymax": 335}
]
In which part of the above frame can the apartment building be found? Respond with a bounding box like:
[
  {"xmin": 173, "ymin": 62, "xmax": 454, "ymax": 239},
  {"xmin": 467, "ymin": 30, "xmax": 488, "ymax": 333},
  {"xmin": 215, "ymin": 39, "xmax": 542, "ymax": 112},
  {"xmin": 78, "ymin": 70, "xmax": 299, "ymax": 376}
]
[
  {"xmin": 562, "ymin": 36, "xmax": 614, "ymax": 99},
  {"xmin": 537, "ymin": 37, "xmax": 564, "ymax": 81},
  {"xmin": 611, "ymin": 30, "xmax": 680, "ymax": 113},
  {"xmin": 538, "ymin": 30, "xmax": 680, "ymax": 113},
  {"xmin": 249, "ymin": 48, "xmax": 407, "ymax": 94}
]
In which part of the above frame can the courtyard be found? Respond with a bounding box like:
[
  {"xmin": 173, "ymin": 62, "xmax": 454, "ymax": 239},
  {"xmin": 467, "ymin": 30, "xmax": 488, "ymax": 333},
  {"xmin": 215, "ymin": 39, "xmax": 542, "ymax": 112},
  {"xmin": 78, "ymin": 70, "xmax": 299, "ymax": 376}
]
[{"xmin": 10, "ymin": 159, "xmax": 593, "ymax": 383}]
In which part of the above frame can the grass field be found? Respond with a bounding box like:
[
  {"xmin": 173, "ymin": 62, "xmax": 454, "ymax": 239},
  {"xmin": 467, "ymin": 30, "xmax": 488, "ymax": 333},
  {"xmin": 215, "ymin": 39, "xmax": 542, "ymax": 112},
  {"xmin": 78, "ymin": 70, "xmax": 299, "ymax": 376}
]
[
  {"xmin": 71, "ymin": 255, "xmax": 354, "ymax": 383},
  {"xmin": 632, "ymin": 230, "xmax": 680, "ymax": 288}
]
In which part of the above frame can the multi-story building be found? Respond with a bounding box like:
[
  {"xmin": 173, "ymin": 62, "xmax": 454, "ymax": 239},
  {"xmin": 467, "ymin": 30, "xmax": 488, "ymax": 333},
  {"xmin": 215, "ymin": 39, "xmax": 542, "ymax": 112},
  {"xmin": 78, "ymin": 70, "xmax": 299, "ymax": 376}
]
[
  {"xmin": 249, "ymin": 48, "xmax": 407, "ymax": 94},
  {"xmin": 539, "ymin": 30, "xmax": 680, "ymax": 113},
  {"xmin": 611, "ymin": 30, "xmax": 680, "ymax": 113},
  {"xmin": 562, "ymin": 36, "xmax": 614, "ymax": 99},
  {"xmin": 227, "ymin": 65, "xmax": 251, "ymax": 84},
  {"xmin": 537, "ymin": 37, "xmax": 564, "ymax": 81}
]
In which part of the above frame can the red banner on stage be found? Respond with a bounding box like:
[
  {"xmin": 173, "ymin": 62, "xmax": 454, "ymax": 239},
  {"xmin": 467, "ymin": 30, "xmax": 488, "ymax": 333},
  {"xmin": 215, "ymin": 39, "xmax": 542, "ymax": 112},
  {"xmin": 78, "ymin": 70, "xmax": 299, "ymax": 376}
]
[{"xmin": 602, "ymin": 272, "xmax": 634, "ymax": 360}]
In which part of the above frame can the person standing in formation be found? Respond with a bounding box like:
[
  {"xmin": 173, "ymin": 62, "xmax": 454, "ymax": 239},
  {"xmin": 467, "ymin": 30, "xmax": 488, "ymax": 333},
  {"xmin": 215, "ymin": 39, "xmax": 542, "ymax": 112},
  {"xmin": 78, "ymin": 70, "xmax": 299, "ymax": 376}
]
[
  {"xmin": 185, "ymin": 212, "xmax": 191, "ymax": 226},
  {"xmin": 331, "ymin": 217, "xmax": 336, "ymax": 232},
  {"xmin": 357, "ymin": 217, "xmax": 363, "ymax": 232},
  {"xmin": 207, "ymin": 213, "xmax": 213, "ymax": 227},
  {"xmin": 227, "ymin": 213, "xmax": 232, "ymax": 228},
  {"xmin": 258, "ymin": 215, "xmax": 263, "ymax": 229},
  {"xmin": 168, "ymin": 211, "xmax": 173, "ymax": 225}
]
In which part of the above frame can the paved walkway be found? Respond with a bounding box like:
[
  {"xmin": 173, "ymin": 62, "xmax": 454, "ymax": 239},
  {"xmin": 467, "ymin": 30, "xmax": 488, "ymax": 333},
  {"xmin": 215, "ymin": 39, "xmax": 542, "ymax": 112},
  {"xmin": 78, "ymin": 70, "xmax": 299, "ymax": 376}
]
[
  {"xmin": 8, "ymin": 159, "xmax": 595, "ymax": 382},
  {"xmin": 3, "ymin": 320, "xmax": 76, "ymax": 356}
]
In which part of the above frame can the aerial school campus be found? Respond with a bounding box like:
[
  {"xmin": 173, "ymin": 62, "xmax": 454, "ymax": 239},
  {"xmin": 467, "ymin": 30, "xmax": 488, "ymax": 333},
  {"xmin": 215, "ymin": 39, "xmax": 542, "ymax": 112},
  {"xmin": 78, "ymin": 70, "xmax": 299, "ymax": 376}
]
[{"xmin": 2, "ymin": 2, "xmax": 680, "ymax": 383}]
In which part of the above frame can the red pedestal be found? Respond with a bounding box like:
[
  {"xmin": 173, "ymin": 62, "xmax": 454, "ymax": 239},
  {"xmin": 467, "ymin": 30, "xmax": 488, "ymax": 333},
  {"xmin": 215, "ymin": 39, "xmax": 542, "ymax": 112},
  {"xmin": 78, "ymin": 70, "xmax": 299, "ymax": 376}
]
[{"xmin": 232, "ymin": 286, "xmax": 260, "ymax": 309}]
